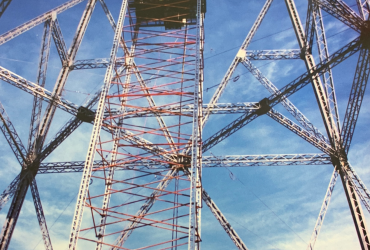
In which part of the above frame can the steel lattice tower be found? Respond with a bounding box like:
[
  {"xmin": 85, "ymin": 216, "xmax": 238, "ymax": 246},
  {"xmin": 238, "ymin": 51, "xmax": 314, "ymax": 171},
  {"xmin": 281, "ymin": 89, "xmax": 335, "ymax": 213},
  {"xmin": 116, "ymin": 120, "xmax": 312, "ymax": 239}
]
[{"xmin": 0, "ymin": 0, "xmax": 369, "ymax": 249}]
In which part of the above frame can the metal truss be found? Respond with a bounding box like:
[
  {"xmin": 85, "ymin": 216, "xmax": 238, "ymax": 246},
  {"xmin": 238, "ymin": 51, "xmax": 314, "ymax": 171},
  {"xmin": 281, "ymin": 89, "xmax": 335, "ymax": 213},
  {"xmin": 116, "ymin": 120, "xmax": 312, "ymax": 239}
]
[
  {"xmin": 267, "ymin": 109, "xmax": 333, "ymax": 154},
  {"xmin": 246, "ymin": 49, "xmax": 301, "ymax": 60},
  {"xmin": 34, "ymin": 153, "xmax": 331, "ymax": 174},
  {"xmin": 202, "ymin": 189, "xmax": 249, "ymax": 250},
  {"xmin": 51, "ymin": 17, "xmax": 69, "ymax": 65},
  {"xmin": 242, "ymin": 58, "xmax": 329, "ymax": 144},
  {"xmin": 307, "ymin": 169, "xmax": 338, "ymax": 250},
  {"xmin": 0, "ymin": 66, "xmax": 78, "ymax": 115},
  {"xmin": 0, "ymin": 0, "xmax": 85, "ymax": 46},
  {"xmin": 1, "ymin": 0, "xmax": 370, "ymax": 250},
  {"xmin": 29, "ymin": 178, "xmax": 53, "ymax": 250},
  {"xmin": 70, "ymin": 58, "xmax": 125, "ymax": 70},
  {"xmin": 341, "ymin": 46, "xmax": 370, "ymax": 153}
]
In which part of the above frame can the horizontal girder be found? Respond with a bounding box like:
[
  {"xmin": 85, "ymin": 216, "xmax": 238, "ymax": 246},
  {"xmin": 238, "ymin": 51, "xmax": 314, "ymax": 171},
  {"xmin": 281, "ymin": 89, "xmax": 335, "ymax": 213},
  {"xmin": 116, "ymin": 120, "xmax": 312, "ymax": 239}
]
[{"xmin": 36, "ymin": 153, "xmax": 331, "ymax": 173}]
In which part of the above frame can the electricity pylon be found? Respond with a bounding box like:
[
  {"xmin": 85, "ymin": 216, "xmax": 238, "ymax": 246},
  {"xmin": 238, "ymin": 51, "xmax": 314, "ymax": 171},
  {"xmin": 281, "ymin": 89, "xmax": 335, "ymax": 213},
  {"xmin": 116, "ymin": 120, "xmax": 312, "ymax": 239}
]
[{"xmin": 0, "ymin": 0, "xmax": 369, "ymax": 249}]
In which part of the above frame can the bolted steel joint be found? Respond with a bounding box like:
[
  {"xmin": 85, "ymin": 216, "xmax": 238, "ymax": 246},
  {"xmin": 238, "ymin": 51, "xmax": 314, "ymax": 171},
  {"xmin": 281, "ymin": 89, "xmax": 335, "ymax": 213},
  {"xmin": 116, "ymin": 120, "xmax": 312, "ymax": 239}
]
[
  {"xmin": 76, "ymin": 106, "xmax": 95, "ymax": 123},
  {"xmin": 256, "ymin": 97, "xmax": 271, "ymax": 116}
]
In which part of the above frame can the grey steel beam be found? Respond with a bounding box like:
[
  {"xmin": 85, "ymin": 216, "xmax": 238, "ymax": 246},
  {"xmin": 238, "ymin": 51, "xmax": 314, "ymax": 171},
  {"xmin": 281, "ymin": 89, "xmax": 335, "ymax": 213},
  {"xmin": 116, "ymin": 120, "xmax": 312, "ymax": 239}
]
[
  {"xmin": 246, "ymin": 49, "xmax": 301, "ymax": 60},
  {"xmin": 267, "ymin": 109, "xmax": 333, "ymax": 155},
  {"xmin": 28, "ymin": 19, "xmax": 53, "ymax": 156},
  {"xmin": 36, "ymin": 154, "xmax": 332, "ymax": 174},
  {"xmin": 70, "ymin": 58, "xmax": 125, "ymax": 70},
  {"xmin": 202, "ymin": 189, "xmax": 248, "ymax": 250},
  {"xmin": 307, "ymin": 169, "xmax": 338, "ymax": 250},
  {"xmin": 0, "ymin": 0, "xmax": 85, "ymax": 46},
  {"xmin": 98, "ymin": 0, "xmax": 116, "ymax": 30},
  {"xmin": 70, "ymin": 49, "xmax": 301, "ymax": 70},
  {"xmin": 341, "ymin": 47, "xmax": 370, "ymax": 154},
  {"xmin": 0, "ymin": 66, "xmax": 79, "ymax": 115},
  {"xmin": 51, "ymin": 17, "xmax": 69, "ymax": 65},
  {"xmin": 105, "ymin": 102, "xmax": 260, "ymax": 119},
  {"xmin": 29, "ymin": 178, "xmax": 53, "ymax": 250},
  {"xmin": 242, "ymin": 58, "xmax": 329, "ymax": 144}
]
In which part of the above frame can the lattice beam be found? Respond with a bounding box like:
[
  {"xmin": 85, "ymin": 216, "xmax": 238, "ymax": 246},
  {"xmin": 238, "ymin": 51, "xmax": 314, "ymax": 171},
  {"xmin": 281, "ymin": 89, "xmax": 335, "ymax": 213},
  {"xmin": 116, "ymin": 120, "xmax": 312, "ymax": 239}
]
[
  {"xmin": 341, "ymin": 47, "xmax": 370, "ymax": 153},
  {"xmin": 0, "ymin": 0, "xmax": 85, "ymax": 46},
  {"xmin": 246, "ymin": 49, "xmax": 301, "ymax": 60}
]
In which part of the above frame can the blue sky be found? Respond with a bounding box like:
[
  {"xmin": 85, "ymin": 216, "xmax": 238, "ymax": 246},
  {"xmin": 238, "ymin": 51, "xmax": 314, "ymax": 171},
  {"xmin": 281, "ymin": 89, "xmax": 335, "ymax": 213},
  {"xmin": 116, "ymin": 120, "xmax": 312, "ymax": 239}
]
[{"xmin": 0, "ymin": 0, "xmax": 369, "ymax": 249}]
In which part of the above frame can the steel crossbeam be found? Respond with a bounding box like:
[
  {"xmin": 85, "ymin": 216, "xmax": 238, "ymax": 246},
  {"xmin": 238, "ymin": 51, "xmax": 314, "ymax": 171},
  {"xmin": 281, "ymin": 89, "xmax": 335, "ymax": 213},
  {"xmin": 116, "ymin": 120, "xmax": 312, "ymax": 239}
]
[
  {"xmin": 105, "ymin": 102, "xmax": 260, "ymax": 119},
  {"xmin": 51, "ymin": 17, "xmax": 69, "ymax": 65},
  {"xmin": 202, "ymin": 189, "xmax": 248, "ymax": 250},
  {"xmin": 34, "ymin": 153, "xmax": 331, "ymax": 174},
  {"xmin": 203, "ymin": 153, "xmax": 331, "ymax": 167},
  {"xmin": 98, "ymin": 0, "xmax": 116, "ymax": 30},
  {"xmin": 0, "ymin": 0, "xmax": 85, "ymax": 46},
  {"xmin": 242, "ymin": 59, "xmax": 329, "ymax": 144},
  {"xmin": 0, "ymin": 0, "xmax": 11, "ymax": 19},
  {"xmin": 341, "ymin": 47, "xmax": 370, "ymax": 154},
  {"xmin": 267, "ymin": 109, "xmax": 333, "ymax": 154},
  {"xmin": 0, "ymin": 66, "xmax": 79, "ymax": 115},
  {"xmin": 70, "ymin": 58, "xmax": 125, "ymax": 70},
  {"xmin": 246, "ymin": 49, "xmax": 301, "ymax": 60},
  {"xmin": 71, "ymin": 50, "xmax": 301, "ymax": 70}
]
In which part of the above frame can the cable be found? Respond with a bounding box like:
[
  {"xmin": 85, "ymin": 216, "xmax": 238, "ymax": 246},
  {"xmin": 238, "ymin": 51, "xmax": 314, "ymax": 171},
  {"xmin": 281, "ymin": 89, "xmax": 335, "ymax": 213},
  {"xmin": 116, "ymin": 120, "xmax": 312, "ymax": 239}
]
[{"xmin": 209, "ymin": 152, "xmax": 307, "ymax": 246}]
